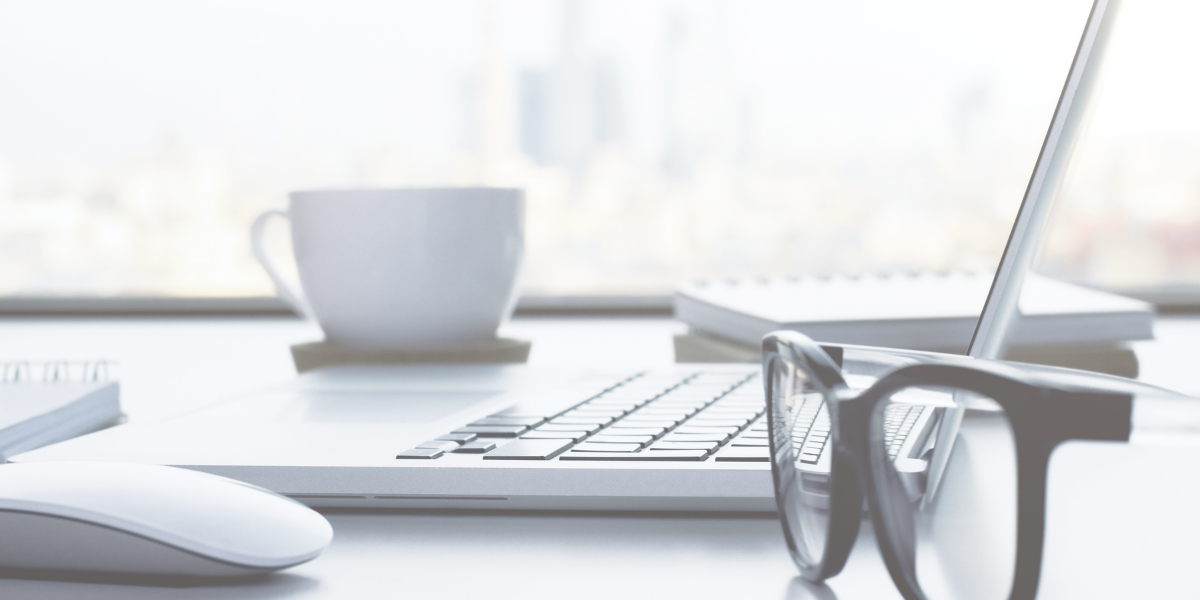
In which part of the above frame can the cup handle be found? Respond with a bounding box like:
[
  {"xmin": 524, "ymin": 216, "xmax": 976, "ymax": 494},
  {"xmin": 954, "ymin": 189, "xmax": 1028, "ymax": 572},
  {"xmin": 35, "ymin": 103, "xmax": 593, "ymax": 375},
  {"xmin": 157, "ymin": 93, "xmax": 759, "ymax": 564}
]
[{"xmin": 251, "ymin": 209, "xmax": 315, "ymax": 321}]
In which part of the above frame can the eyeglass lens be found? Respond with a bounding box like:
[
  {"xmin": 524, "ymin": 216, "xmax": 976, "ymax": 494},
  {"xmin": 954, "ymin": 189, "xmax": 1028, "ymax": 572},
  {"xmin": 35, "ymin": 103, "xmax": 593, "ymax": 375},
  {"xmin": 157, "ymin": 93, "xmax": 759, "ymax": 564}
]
[
  {"xmin": 868, "ymin": 387, "xmax": 1018, "ymax": 600},
  {"xmin": 770, "ymin": 357, "xmax": 835, "ymax": 569}
]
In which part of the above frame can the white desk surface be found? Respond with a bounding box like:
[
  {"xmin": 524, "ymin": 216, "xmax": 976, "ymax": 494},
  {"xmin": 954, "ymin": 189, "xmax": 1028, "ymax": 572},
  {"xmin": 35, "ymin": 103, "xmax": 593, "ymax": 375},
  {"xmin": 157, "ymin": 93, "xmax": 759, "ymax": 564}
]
[{"xmin": 0, "ymin": 315, "xmax": 1198, "ymax": 599}]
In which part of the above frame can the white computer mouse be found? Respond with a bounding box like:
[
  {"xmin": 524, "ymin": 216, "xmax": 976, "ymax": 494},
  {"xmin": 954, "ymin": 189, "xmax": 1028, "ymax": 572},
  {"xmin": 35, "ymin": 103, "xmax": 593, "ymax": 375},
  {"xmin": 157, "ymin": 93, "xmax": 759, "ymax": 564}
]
[{"xmin": 0, "ymin": 461, "xmax": 333, "ymax": 577}]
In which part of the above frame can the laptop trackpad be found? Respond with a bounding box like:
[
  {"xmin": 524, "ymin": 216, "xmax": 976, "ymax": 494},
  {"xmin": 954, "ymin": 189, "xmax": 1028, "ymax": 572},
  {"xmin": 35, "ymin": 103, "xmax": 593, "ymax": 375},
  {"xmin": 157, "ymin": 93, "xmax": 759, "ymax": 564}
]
[{"xmin": 180, "ymin": 390, "xmax": 500, "ymax": 424}]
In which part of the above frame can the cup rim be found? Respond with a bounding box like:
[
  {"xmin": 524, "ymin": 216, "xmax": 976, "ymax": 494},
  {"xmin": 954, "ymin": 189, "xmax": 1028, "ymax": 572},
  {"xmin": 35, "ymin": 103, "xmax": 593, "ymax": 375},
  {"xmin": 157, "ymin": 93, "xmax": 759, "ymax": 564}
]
[{"xmin": 289, "ymin": 187, "xmax": 523, "ymax": 200}]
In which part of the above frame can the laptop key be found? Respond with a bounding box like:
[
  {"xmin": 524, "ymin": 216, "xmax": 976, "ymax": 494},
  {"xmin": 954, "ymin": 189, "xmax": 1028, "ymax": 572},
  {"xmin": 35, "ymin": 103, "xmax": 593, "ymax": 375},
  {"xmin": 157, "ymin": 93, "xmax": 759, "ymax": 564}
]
[
  {"xmin": 471, "ymin": 416, "xmax": 546, "ymax": 427},
  {"xmin": 560, "ymin": 450, "xmax": 709, "ymax": 461},
  {"xmin": 522, "ymin": 431, "xmax": 588, "ymax": 442},
  {"xmin": 453, "ymin": 425, "xmax": 528, "ymax": 437},
  {"xmin": 453, "ymin": 440, "xmax": 499, "ymax": 454},
  {"xmin": 492, "ymin": 405, "xmax": 564, "ymax": 419},
  {"xmin": 649, "ymin": 440, "xmax": 719, "ymax": 451},
  {"xmin": 705, "ymin": 405, "xmax": 761, "ymax": 413},
  {"xmin": 717, "ymin": 407, "xmax": 764, "ymax": 415},
  {"xmin": 572, "ymin": 442, "xmax": 641, "ymax": 452},
  {"xmin": 687, "ymin": 418, "xmax": 751, "ymax": 428},
  {"xmin": 610, "ymin": 420, "xmax": 677, "ymax": 430},
  {"xmin": 674, "ymin": 425, "xmax": 741, "ymax": 435},
  {"xmin": 396, "ymin": 448, "xmax": 444, "ymax": 459},
  {"xmin": 623, "ymin": 413, "xmax": 686, "ymax": 422},
  {"xmin": 565, "ymin": 407, "xmax": 627, "ymax": 417},
  {"xmin": 651, "ymin": 398, "xmax": 708, "ymax": 405},
  {"xmin": 416, "ymin": 440, "xmax": 462, "ymax": 452},
  {"xmin": 715, "ymin": 447, "xmax": 771, "ymax": 462},
  {"xmin": 537, "ymin": 424, "xmax": 600, "ymax": 434},
  {"xmin": 551, "ymin": 416, "xmax": 614, "ymax": 426},
  {"xmin": 661, "ymin": 432, "xmax": 730, "ymax": 443},
  {"xmin": 436, "ymin": 433, "xmax": 478, "ymax": 443},
  {"xmin": 731, "ymin": 438, "xmax": 769, "ymax": 446},
  {"xmin": 589, "ymin": 434, "xmax": 655, "ymax": 446},
  {"xmin": 687, "ymin": 422, "xmax": 749, "ymax": 432},
  {"xmin": 483, "ymin": 439, "xmax": 574, "ymax": 460},
  {"xmin": 599, "ymin": 426, "xmax": 667, "ymax": 436},
  {"xmin": 586, "ymin": 397, "xmax": 644, "ymax": 407},
  {"xmin": 583, "ymin": 404, "xmax": 638, "ymax": 415},
  {"xmin": 697, "ymin": 411, "xmax": 759, "ymax": 420}
]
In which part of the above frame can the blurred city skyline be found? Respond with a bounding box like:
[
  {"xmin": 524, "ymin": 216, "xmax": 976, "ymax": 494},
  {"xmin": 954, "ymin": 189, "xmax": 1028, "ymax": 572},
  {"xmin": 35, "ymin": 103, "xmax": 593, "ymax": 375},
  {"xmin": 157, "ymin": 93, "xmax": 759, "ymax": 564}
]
[{"xmin": 0, "ymin": 0, "xmax": 1197, "ymax": 297}]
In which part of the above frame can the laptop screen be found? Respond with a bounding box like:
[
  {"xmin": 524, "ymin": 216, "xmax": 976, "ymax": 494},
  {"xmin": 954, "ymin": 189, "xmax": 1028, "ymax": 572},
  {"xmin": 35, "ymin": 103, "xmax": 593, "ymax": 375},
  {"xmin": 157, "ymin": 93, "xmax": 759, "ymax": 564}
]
[{"xmin": 968, "ymin": 0, "xmax": 1120, "ymax": 359}]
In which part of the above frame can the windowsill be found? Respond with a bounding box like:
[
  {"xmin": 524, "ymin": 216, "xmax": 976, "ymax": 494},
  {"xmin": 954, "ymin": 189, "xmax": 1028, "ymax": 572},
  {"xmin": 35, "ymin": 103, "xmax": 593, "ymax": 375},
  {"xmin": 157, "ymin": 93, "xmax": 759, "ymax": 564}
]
[
  {"xmin": 0, "ymin": 295, "xmax": 676, "ymax": 317},
  {"xmin": 2, "ymin": 284, "xmax": 1200, "ymax": 317}
]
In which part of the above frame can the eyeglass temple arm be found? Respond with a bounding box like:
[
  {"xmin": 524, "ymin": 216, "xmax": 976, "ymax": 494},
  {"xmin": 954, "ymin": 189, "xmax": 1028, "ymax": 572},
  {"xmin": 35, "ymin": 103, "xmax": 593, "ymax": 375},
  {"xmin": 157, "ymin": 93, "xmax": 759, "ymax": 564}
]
[
  {"xmin": 1000, "ymin": 364, "xmax": 1200, "ymax": 439},
  {"xmin": 762, "ymin": 331, "xmax": 848, "ymax": 391}
]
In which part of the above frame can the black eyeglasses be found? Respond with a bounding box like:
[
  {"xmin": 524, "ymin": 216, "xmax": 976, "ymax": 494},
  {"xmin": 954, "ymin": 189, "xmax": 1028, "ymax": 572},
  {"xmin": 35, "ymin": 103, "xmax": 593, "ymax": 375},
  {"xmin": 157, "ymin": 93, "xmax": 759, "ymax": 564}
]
[{"xmin": 763, "ymin": 330, "xmax": 1190, "ymax": 600}]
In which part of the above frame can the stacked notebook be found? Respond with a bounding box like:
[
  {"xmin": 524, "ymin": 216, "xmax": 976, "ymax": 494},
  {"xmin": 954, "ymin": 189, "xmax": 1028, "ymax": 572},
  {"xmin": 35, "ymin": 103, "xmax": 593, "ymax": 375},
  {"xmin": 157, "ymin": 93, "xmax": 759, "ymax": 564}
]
[
  {"xmin": 674, "ymin": 272, "xmax": 1154, "ymax": 377},
  {"xmin": 0, "ymin": 362, "xmax": 121, "ymax": 462}
]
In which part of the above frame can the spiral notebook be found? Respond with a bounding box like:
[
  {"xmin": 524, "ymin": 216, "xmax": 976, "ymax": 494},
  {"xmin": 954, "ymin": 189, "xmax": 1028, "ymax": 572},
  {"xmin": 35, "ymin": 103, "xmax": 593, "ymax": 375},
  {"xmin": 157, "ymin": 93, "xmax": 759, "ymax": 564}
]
[
  {"xmin": 0, "ymin": 362, "xmax": 122, "ymax": 462},
  {"xmin": 675, "ymin": 272, "xmax": 1155, "ymax": 353}
]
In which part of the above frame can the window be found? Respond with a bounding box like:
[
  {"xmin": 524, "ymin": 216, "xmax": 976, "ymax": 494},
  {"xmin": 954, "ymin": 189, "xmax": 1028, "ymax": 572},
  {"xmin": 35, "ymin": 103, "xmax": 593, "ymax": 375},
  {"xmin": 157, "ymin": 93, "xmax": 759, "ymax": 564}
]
[
  {"xmin": 1038, "ymin": 0, "xmax": 1200, "ymax": 303},
  {"xmin": 0, "ymin": 0, "xmax": 1194, "ymax": 305}
]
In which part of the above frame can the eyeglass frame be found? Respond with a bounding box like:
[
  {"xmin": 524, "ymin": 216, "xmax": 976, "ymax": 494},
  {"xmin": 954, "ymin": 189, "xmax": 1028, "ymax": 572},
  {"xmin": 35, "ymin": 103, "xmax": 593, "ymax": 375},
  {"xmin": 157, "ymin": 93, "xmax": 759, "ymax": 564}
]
[{"xmin": 763, "ymin": 330, "xmax": 1143, "ymax": 600}]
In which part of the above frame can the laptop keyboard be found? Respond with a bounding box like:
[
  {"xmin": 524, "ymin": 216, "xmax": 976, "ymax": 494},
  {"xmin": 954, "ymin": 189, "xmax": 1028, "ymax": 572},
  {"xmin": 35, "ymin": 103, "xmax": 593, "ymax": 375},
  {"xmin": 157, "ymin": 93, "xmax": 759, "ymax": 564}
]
[
  {"xmin": 788, "ymin": 395, "xmax": 929, "ymax": 466},
  {"xmin": 396, "ymin": 370, "xmax": 769, "ymax": 462}
]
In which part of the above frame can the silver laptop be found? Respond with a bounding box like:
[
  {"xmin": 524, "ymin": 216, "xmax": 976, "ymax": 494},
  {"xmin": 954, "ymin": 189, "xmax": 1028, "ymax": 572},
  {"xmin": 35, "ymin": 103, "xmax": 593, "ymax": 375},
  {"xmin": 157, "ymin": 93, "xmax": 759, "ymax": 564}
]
[{"xmin": 11, "ymin": 0, "xmax": 1119, "ymax": 512}]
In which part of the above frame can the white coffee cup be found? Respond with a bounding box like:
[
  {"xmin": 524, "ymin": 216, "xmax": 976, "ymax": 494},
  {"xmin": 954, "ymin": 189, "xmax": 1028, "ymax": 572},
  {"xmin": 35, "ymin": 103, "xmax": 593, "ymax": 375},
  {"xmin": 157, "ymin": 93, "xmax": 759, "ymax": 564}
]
[{"xmin": 251, "ymin": 188, "xmax": 524, "ymax": 349}]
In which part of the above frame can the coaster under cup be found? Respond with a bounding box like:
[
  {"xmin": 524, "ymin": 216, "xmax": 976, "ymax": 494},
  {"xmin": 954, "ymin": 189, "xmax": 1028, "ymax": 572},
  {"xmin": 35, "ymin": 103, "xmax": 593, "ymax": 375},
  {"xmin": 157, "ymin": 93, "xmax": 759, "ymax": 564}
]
[{"xmin": 291, "ymin": 338, "xmax": 531, "ymax": 372}]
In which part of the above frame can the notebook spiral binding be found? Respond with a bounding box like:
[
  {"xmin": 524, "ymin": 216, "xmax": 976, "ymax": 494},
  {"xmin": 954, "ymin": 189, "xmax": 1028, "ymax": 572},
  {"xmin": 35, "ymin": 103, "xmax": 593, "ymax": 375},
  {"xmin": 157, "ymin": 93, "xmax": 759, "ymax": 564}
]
[{"xmin": 1, "ymin": 361, "xmax": 112, "ymax": 384}]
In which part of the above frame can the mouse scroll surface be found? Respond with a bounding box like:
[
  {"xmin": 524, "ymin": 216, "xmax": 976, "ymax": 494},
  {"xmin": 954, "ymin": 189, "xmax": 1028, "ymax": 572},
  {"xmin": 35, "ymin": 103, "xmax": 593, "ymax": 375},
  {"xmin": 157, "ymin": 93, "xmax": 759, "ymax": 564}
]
[{"xmin": 0, "ymin": 462, "xmax": 333, "ymax": 577}]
